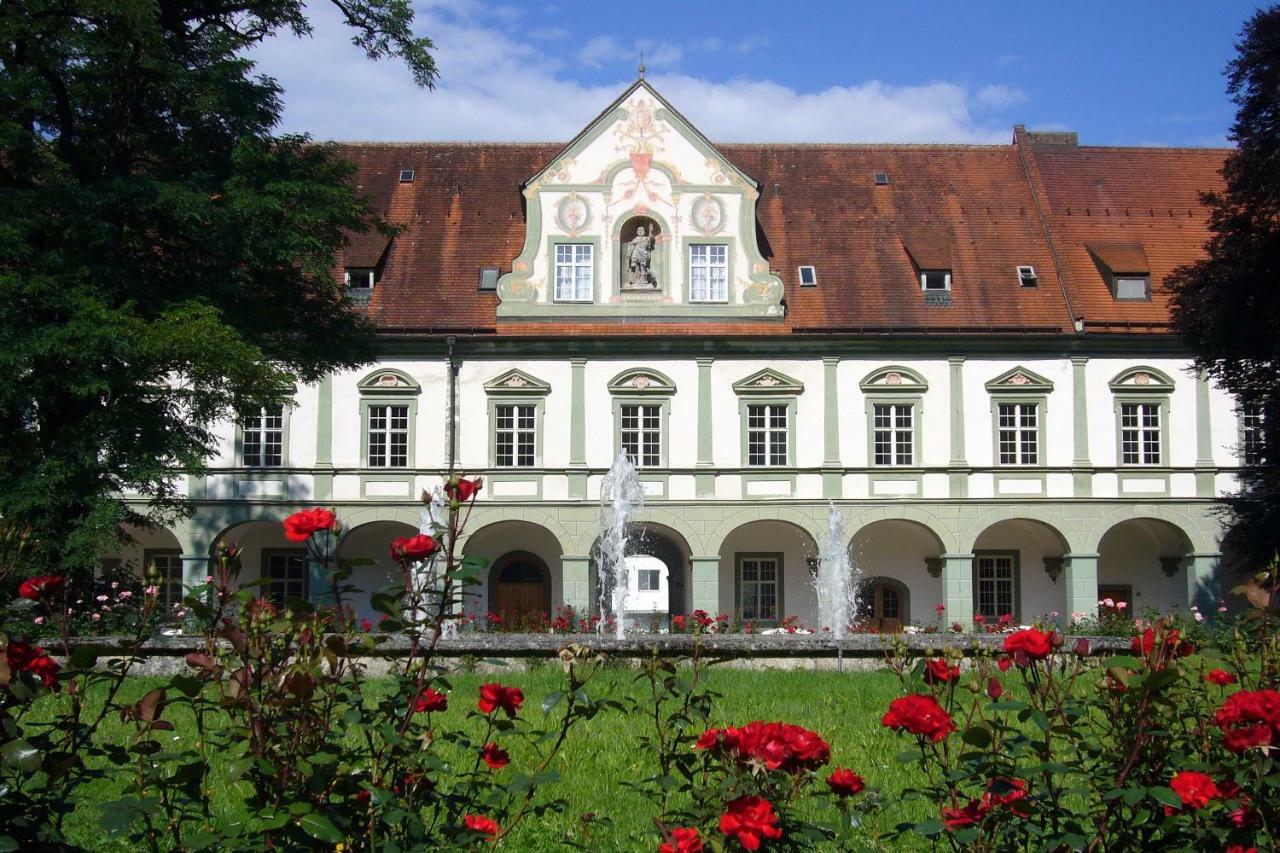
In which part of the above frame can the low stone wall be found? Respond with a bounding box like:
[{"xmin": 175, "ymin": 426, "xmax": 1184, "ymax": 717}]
[{"xmin": 57, "ymin": 632, "xmax": 1133, "ymax": 676}]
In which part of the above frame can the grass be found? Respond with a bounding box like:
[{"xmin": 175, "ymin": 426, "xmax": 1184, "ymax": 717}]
[{"xmin": 33, "ymin": 664, "xmax": 934, "ymax": 850}]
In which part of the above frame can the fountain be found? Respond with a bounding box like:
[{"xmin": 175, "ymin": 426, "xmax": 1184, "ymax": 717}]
[
  {"xmin": 597, "ymin": 451, "xmax": 645, "ymax": 639},
  {"xmin": 813, "ymin": 500, "xmax": 860, "ymax": 641}
]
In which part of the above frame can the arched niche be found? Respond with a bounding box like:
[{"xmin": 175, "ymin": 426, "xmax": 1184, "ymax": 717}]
[{"xmin": 618, "ymin": 214, "xmax": 666, "ymax": 293}]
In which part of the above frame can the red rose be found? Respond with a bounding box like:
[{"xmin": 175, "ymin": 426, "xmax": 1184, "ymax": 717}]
[
  {"xmin": 987, "ymin": 677, "xmax": 1004, "ymax": 700},
  {"xmin": 414, "ymin": 688, "xmax": 448, "ymax": 713},
  {"xmin": 18, "ymin": 575, "xmax": 65, "ymax": 601},
  {"xmin": 923, "ymin": 658, "xmax": 960, "ymax": 685},
  {"xmin": 694, "ymin": 728, "xmax": 720, "ymax": 750},
  {"xmin": 719, "ymin": 796, "xmax": 782, "ymax": 851},
  {"xmin": 6, "ymin": 639, "xmax": 60, "ymax": 690},
  {"xmin": 1213, "ymin": 689, "xmax": 1280, "ymax": 752},
  {"xmin": 478, "ymin": 682, "xmax": 524, "ymax": 717},
  {"xmin": 997, "ymin": 657, "xmax": 1013, "ymax": 672},
  {"xmin": 360, "ymin": 618, "xmax": 373, "ymax": 632},
  {"xmin": 446, "ymin": 477, "xmax": 483, "ymax": 503},
  {"xmin": 1003, "ymin": 628, "xmax": 1053, "ymax": 661},
  {"xmin": 481, "ymin": 742, "xmax": 510, "ymax": 770},
  {"xmin": 463, "ymin": 814, "xmax": 499, "ymax": 837},
  {"xmin": 942, "ymin": 798, "xmax": 989, "ymax": 830},
  {"xmin": 882, "ymin": 694, "xmax": 956, "ymax": 743},
  {"xmin": 283, "ymin": 508, "xmax": 337, "ymax": 542},
  {"xmin": 700, "ymin": 721, "xmax": 830, "ymax": 774},
  {"xmin": 826, "ymin": 767, "xmax": 865, "ymax": 797},
  {"xmin": 983, "ymin": 777, "xmax": 1030, "ymax": 816},
  {"xmin": 1170, "ymin": 770, "xmax": 1219, "ymax": 809},
  {"xmin": 1206, "ymin": 668, "xmax": 1238, "ymax": 686},
  {"xmin": 1131, "ymin": 628, "xmax": 1155, "ymax": 655},
  {"xmin": 659, "ymin": 826, "xmax": 703, "ymax": 853},
  {"xmin": 1225, "ymin": 847, "xmax": 1258, "ymax": 853},
  {"xmin": 389, "ymin": 534, "xmax": 438, "ymax": 562}
]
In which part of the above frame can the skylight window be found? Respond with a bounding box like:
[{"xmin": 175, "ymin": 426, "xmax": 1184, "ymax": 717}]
[
  {"xmin": 798, "ymin": 265, "xmax": 817, "ymax": 287},
  {"xmin": 1017, "ymin": 265, "xmax": 1038, "ymax": 287},
  {"xmin": 399, "ymin": 169, "xmax": 415, "ymax": 183},
  {"xmin": 478, "ymin": 267, "xmax": 499, "ymax": 291},
  {"xmin": 873, "ymin": 172, "xmax": 890, "ymax": 186}
]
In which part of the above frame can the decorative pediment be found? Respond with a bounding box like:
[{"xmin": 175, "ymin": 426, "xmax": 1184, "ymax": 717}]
[
  {"xmin": 357, "ymin": 368, "xmax": 420, "ymax": 395},
  {"xmin": 484, "ymin": 369, "xmax": 551, "ymax": 396},
  {"xmin": 607, "ymin": 367, "xmax": 677, "ymax": 395},
  {"xmin": 1108, "ymin": 366, "xmax": 1175, "ymax": 393},
  {"xmin": 732, "ymin": 368, "xmax": 804, "ymax": 396},
  {"xmin": 985, "ymin": 366, "xmax": 1054, "ymax": 394},
  {"xmin": 859, "ymin": 366, "xmax": 928, "ymax": 393}
]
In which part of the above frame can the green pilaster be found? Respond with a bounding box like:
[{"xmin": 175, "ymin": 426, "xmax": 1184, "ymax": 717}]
[
  {"xmin": 1062, "ymin": 552, "xmax": 1099, "ymax": 620},
  {"xmin": 1186, "ymin": 552, "xmax": 1221, "ymax": 612},
  {"xmin": 1194, "ymin": 370, "xmax": 1215, "ymax": 497},
  {"xmin": 948, "ymin": 357, "xmax": 968, "ymax": 497},
  {"xmin": 180, "ymin": 554, "xmax": 209, "ymax": 595},
  {"xmin": 1071, "ymin": 357, "xmax": 1091, "ymax": 496},
  {"xmin": 562, "ymin": 555, "xmax": 592, "ymax": 612},
  {"xmin": 308, "ymin": 556, "xmax": 330, "ymax": 605},
  {"xmin": 822, "ymin": 357, "xmax": 842, "ymax": 498},
  {"xmin": 942, "ymin": 553, "xmax": 975, "ymax": 627},
  {"xmin": 696, "ymin": 358, "xmax": 715, "ymax": 497},
  {"xmin": 314, "ymin": 373, "xmax": 334, "ymax": 501},
  {"xmin": 569, "ymin": 359, "xmax": 587, "ymax": 499},
  {"xmin": 691, "ymin": 556, "xmax": 721, "ymax": 615}
]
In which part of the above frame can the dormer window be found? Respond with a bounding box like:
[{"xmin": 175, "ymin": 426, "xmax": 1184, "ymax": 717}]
[
  {"xmin": 345, "ymin": 267, "xmax": 375, "ymax": 290},
  {"xmin": 920, "ymin": 270, "xmax": 951, "ymax": 291},
  {"xmin": 1115, "ymin": 276, "xmax": 1150, "ymax": 300},
  {"xmin": 1086, "ymin": 242, "xmax": 1151, "ymax": 301},
  {"xmin": 1017, "ymin": 265, "xmax": 1038, "ymax": 287}
]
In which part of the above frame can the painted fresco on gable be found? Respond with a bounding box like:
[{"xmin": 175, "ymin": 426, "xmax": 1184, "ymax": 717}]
[{"xmin": 496, "ymin": 82, "xmax": 783, "ymax": 319}]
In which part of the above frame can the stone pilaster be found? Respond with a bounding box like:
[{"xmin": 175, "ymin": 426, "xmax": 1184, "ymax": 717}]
[
  {"xmin": 942, "ymin": 553, "xmax": 975, "ymax": 626},
  {"xmin": 690, "ymin": 556, "xmax": 721, "ymax": 615},
  {"xmin": 1062, "ymin": 552, "xmax": 1099, "ymax": 620},
  {"xmin": 561, "ymin": 555, "xmax": 592, "ymax": 612}
]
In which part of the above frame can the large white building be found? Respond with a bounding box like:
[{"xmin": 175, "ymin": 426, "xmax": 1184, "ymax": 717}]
[{"xmin": 114, "ymin": 80, "xmax": 1249, "ymax": 630}]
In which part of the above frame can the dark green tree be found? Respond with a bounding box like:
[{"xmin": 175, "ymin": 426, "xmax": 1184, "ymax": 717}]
[
  {"xmin": 1168, "ymin": 6, "xmax": 1280, "ymax": 571},
  {"xmin": 0, "ymin": 1, "xmax": 435, "ymax": 578}
]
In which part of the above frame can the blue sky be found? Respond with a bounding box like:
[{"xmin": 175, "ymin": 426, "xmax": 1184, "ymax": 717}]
[{"xmin": 252, "ymin": 0, "xmax": 1263, "ymax": 146}]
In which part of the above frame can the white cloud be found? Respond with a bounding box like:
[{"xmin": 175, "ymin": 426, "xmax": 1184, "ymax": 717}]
[{"xmin": 250, "ymin": 3, "xmax": 1028, "ymax": 144}]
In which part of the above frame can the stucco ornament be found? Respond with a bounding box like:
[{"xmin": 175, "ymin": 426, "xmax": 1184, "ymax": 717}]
[
  {"xmin": 631, "ymin": 375, "xmax": 653, "ymax": 389},
  {"xmin": 1134, "ymin": 372, "xmax": 1151, "ymax": 385},
  {"xmin": 885, "ymin": 372, "xmax": 903, "ymax": 386},
  {"xmin": 497, "ymin": 276, "xmax": 538, "ymax": 303},
  {"xmin": 691, "ymin": 194, "xmax": 725, "ymax": 237},
  {"xmin": 742, "ymin": 277, "xmax": 782, "ymax": 306},
  {"xmin": 556, "ymin": 193, "xmax": 590, "ymax": 236},
  {"xmin": 1008, "ymin": 372, "xmax": 1030, "ymax": 386},
  {"xmin": 503, "ymin": 375, "xmax": 530, "ymax": 388}
]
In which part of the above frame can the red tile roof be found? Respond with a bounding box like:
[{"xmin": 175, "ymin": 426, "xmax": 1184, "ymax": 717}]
[{"xmin": 333, "ymin": 133, "xmax": 1227, "ymax": 338}]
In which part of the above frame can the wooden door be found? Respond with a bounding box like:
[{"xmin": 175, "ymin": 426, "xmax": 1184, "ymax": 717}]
[
  {"xmin": 871, "ymin": 583, "xmax": 903, "ymax": 632},
  {"xmin": 494, "ymin": 581, "xmax": 544, "ymax": 617}
]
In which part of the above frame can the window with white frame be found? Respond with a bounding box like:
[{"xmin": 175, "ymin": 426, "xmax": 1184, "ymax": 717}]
[
  {"xmin": 746, "ymin": 403, "xmax": 788, "ymax": 466},
  {"xmin": 495, "ymin": 403, "xmax": 536, "ymax": 467},
  {"xmin": 620, "ymin": 403, "xmax": 661, "ymax": 467},
  {"xmin": 1242, "ymin": 404, "xmax": 1264, "ymax": 466},
  {"xmin": 144, "ymin": 550, "xmax": 184, "ymax": 614},
  {"xmin": 345, "ymin": 267, "xmax": 375, "ymax": 290},
  {"xmin": 638, "ymin": 568, "xmax": 660, "ymax": 591},
  {"xmin": 368, "ymin": 404, "xmax": 409, "ymax": 467},
  {"xmin": 242, "ymin": 405, "xmax": 284, "ymax": 467},
  {"xmin": 920, "ymin": 270, "xmax": 951, "ymax": 291},
  {"xmin": 739, "ymin": 556, "xmax": 780, "ymax": 623},
  {"xmin": 872, "ymin": 403, "xmax": 914, "ymax": 465},
  {"xmin": 554, "ymin": 243, "xmax": 593, "ymax": 301},
  {"xmin": 974, "ymin": 553, "xmax": 1016, "ymax": 620},
  {"xmin": 1120, "ymin": 402, "xmax": 1161, "ymax": 465},
  {"xmin": 997, "ymin": 402, "xmax": 1039, "ymax": 465},
  {"xmin": 264, "ymin": 550, "xmax": 307, "ymax": 605},
  {"xmin": 689, "ymin": 244, "xmax": 728, "ymax": 302}
]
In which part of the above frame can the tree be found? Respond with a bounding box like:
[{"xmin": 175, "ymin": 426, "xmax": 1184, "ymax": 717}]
[
  {"xmin": 1168, "ymin": 6, "xmax": 1280, "ymax": 570},
  {"xmin": 0, "ymin": 1, "xmax": 435, "ymax": 578}
]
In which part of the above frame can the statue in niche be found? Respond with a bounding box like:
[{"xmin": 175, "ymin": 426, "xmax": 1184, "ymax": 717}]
[{"xmin": 626, "ymin": 225, "xmax": 657, "ymax": 289}]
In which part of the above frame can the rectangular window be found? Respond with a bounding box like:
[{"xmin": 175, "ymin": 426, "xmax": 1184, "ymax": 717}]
[
  {"xmin": 1120, "ymin": 402, "xmax": 1161, "ymax": 465},
  {"xmin": 920, "ymin": 270, "xmax": 951, "ymax": 291},
  {"xmin": 739, "ymin": 556, "xmax": 780, "ymax": 623},
  {"xmin": 1242, "ymin": 404, "xmax": 1264, "ymax": 466},
  {"xmin": 264, "ymin": 550, "xmax": 307, "ymax": 605},
  {"xmin": 1115, "ymin": 277, "xmax": 1150, "ymax": 300},
  {"xmin": 345, "ymin": 268, "xmax": 375, "ymax": 290},
  {"xmin": 620, "ymin": 403, "xmax": 661, "ymax": 467},
  {"xmin": 872, "ymin": 403, "xmax": 914, "ymax": 466},
  {"xmin": 553, "ymin": 243, "xmax": 593, "ymax": 301},
  {"xmin": 495, "ymin": 403, "xmax": 536, "ymax": 467},
  {"xmin": 638, "ymin": 568, "xmax": 660, "ymax": 591},
  {"xmin": 368, "ymin": 404, "xmax": 409, "ymax": 468},
  {"xmin": 144, "ymin": 550, "xmax": 184, "ymax": 615},
  {"xmin": 997, "ymin": 402, "xmax": 1039, "ymax": 465},
  {"xmin": 689, "ymin": 244, "xmax": 728, "ymax": 302},
  {"xmin": 975, "ymin": 553, "xmax": 1015, "ymax": 620},
  {"xmin": 242, "ymin": 406, "xmax": 284, "ymax": 467},
  {"xmin": 746, "ymin": 404, "xmax": 788, "ymax": 467}
]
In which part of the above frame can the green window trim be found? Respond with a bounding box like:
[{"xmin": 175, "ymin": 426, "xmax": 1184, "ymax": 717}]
[
  {"xmin": 864, "ymin": 395, "xmax": 925, "ymax": 468},
  {"xmin": 988, "ymin": 395, "xmax": 1049, "ymax": 467},
  {"xmin": 485, "ymin": 369, "xmax": 552, "ymax": 470},
  {"xmin": 1111, "ymin": 396, "xmax": 1170, "ymax": 468},
  {"xmin": 234, "ymin": 401, "xmax": 293, "ymax": 469},
  {"xmin": 547, "ymin": 235, "xmax": 601, "ymax": 304},
  {"xmin": 737, "ymin": 397, "xmax": 798, "ymax": 468},
  {"xmin": 142, "ymin": 548, "xmax": 184, "ymax": 613},
  {"xmin": 357, "ymin": 368, "xmax": 421, "ymax": 470},
  {"xmin": 261, "ymin": 548, "xmax": 309, "ymax": 604},
  {"xmin": 735, "ymin": 552, "xmax": 784, "ymax": 627},
  {"xmin": 681, "ymin": 236, "xmax": 736, "ymax": 304},
  {"xmin": 972, "ymin": 549, "xmax": 1021, "ymax": 622},
  {"xmin": 612, "ymin": 396, "xmax": 672, "ymax": 469}
]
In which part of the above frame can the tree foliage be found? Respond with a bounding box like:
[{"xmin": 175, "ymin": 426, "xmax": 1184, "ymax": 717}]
[
  {"xmin": 0, "ymin": 1, "xmax": 435, "ymax": 576},
  {"xmin": 1168, "ymin": 6, "xmax": 1280, "ymax": 570}
]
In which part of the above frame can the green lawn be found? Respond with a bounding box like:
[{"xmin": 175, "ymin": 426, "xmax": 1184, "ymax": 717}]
[{"xmin": 43, "ymin": 665, "xmax": 931, "ymax": 850}]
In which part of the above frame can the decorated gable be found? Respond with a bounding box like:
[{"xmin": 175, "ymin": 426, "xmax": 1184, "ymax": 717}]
[{"xmin": 497, "ymin": 81, "xmax": 784, "ymax": 320}]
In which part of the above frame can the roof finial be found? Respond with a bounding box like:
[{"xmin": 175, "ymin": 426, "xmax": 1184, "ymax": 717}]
[{"xmin": 638, "ymin": 49, "xmax": 645, "ymax": 80}]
